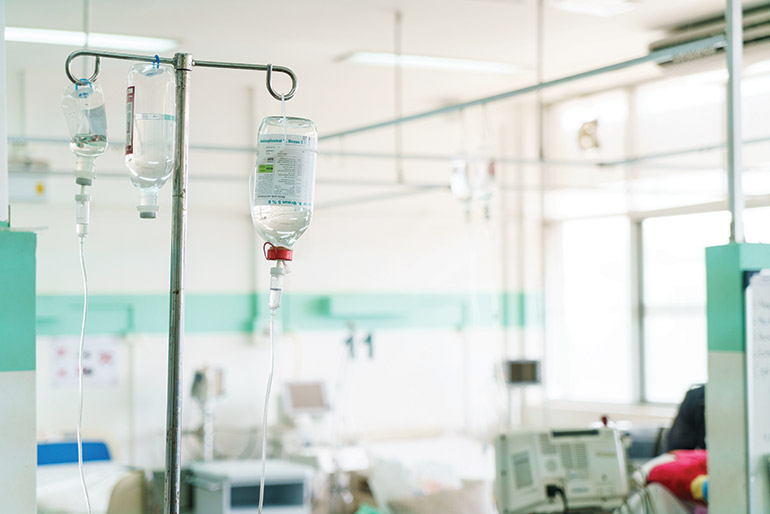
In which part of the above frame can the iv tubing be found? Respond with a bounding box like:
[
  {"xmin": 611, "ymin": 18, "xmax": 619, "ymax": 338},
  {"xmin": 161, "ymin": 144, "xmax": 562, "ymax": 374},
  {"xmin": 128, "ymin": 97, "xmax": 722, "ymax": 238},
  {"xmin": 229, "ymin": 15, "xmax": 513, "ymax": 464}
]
[
  {"xmin": 77, "ymin": 236, "xmax": 93, "ymax": 514},
  {"xmin": 258, "ymin": 306, "xmax": 277, "ymax": 514}
]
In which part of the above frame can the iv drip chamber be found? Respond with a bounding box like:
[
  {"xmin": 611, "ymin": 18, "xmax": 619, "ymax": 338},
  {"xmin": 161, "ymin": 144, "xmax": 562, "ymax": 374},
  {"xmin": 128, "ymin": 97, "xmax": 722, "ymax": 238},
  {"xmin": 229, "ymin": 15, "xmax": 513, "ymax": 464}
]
[{"xmin": 61, "ymin": 80, "xmax": 108, "ymax": 185}]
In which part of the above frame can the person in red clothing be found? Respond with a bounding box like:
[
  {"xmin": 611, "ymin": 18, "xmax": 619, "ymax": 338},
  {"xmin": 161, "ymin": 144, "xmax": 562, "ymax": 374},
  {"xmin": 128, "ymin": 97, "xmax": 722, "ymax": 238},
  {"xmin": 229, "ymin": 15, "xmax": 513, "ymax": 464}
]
[
  {"xmin": 647, "ymin": 450, "xmax": 708, "ymax": 504},
  {"xmin": 634, "ymin": 385, "xmax": 709, "ymax": 507}
]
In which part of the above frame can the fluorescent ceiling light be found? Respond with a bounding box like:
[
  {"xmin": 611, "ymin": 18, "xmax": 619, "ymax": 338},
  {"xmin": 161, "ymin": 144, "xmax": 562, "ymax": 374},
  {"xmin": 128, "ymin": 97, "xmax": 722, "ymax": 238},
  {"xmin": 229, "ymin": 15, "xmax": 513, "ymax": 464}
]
[
  {"xmin": 5, "ymin": 27, "xmax": 177, "ymax": 52},
  {"xmin": 676, "ymin": 59, "xmax": 770, "ymax": 85},
  {"xmin": 747, "ymin": 59, "xmax": 770, "ymax": 76},
  {"xmin": 551, "ymin": 0, "xmax": 636, "ymax": 17},
  {"xmin": 682, "ymin": 69, "xmax": 728, "ymax": 85},
  {"xmin": 343, "ymin": 51, "xmax": 521, "ymax": 75}
]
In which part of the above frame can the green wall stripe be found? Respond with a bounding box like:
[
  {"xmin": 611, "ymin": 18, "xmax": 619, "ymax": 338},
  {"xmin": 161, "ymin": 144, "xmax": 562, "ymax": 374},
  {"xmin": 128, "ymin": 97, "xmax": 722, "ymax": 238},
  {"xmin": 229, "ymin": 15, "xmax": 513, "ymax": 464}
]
[
  {"xmin": 0, "ymin": 231, "xmax": 37, "ymax": 372},
  {"xmin": 37, "ymin": 291, "xmax": 542, "ymax": 336},
  {"xmin": 706, "ymin": 243, "xmax": 770, "ymax": 353}
]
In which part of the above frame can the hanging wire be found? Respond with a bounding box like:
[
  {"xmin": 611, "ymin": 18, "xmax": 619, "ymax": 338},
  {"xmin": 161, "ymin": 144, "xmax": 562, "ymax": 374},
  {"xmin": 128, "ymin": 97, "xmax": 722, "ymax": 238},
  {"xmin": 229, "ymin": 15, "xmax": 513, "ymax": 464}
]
[
  {"xmin": 481, "ymin": 104, "xmax": 494, "ymax": 148},
  {"xmin": 280, "ymin": 94, "xmax": 288, "ymax": 151},
  {"xmin": 394, "ymin": 10, "xmax": 404, "ymax": 184},
  {"xmin": 458, "ymin": 108, "xmax": 470, "ymax": 154},
  {"xmin": 81, "ymin": 0, "xmax": 91, "ymax": 80}
]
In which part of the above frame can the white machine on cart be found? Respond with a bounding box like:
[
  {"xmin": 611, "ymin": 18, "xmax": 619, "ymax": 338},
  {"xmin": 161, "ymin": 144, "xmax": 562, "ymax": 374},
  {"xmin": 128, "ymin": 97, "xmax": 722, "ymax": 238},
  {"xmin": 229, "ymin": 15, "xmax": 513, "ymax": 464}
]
[
  {"xmin": 188, "ymin": 459, "xmax": 313, "ymax": 514},
  {"xmin": 495, "ymin": 428, "xmax": 629, "ymax": 514}
]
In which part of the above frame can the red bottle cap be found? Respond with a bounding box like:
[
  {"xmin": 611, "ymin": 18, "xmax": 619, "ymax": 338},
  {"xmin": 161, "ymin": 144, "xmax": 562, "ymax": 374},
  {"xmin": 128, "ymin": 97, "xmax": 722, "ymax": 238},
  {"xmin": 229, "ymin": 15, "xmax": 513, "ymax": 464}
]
[{"xmin": 264, "ymin": 243, "xmax": 293, "ymax": 261}]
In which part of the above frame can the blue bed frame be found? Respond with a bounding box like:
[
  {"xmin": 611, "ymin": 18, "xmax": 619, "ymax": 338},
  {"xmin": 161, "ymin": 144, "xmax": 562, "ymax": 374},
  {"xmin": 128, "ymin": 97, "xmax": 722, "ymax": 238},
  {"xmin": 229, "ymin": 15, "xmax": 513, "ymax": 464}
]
[{"xmin": 38, "ymin": 441, "xmax": 111, "ymax": 466}]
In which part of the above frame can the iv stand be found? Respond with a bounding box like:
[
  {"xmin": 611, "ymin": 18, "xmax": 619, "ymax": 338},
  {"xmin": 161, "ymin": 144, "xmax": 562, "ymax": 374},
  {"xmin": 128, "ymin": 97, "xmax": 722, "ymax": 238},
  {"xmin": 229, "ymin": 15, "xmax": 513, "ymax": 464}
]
[{"xmin": 64, "ymin": 50, "xmax": 298, "ymax": 514}]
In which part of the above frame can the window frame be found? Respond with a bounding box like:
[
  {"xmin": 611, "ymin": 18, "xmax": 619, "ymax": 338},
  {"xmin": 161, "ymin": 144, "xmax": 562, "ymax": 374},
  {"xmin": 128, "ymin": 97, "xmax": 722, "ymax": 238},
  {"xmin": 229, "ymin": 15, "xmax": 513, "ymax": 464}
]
[
  {"xmin": 546, "ymin": 202, "xmax": 770, "ymax": 406},
  {"xmin": 630, "ymin": 203, "xmax": 770, "ymax": 404}
]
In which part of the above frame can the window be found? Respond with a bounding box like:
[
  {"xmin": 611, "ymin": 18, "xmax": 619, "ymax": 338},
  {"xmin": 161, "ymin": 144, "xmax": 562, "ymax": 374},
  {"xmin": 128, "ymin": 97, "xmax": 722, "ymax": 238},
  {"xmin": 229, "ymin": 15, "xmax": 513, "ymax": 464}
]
[
  {"xmin": 547, "ymin": 216, "xmax": 632, "ymax": 403},
  {"xmin": 641, "ymin": 207, "xmax": 770, "ymax": 404},
  {"xmin": 641, "ymin": 211, "xmax": 729, "ymax": 403},
  {"xmin": 547, "ymin": 207, "xmax": 770, "ymax": 405},
  {"xmin": 545, "ymin": 65, "xmax": 770, "ymax": 405}
]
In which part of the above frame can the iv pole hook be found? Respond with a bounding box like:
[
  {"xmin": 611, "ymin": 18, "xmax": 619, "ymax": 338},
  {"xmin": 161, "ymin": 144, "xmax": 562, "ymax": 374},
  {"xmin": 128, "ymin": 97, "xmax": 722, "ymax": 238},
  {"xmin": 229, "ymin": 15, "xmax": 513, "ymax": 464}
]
[
  {"xmin": 265, "ymin": 64, "xmax": 297, "ymax": 101},
  {"xmin": 65, "ymin": 53, "xmax": 101, "ymax": 84}
]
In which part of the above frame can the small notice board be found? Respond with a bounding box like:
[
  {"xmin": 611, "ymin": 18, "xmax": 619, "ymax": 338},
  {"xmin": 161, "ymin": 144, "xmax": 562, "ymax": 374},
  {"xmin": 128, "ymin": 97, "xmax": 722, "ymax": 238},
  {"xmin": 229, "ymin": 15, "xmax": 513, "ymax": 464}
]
[{"xmin": 745, "ymin": 270, "xmax": 770, "ymax": 512}]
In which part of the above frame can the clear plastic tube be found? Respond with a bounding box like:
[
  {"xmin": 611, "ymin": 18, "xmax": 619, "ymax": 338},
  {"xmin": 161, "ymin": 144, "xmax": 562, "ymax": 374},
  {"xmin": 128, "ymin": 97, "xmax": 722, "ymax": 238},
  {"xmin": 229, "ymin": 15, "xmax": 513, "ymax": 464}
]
[
  {"xmin": 77, "ymin": 236, "xmax": 92, "ymax": 514},
  {"xmin": 258, "ymin": 306, "xmax": 277, "ymax": 514}
]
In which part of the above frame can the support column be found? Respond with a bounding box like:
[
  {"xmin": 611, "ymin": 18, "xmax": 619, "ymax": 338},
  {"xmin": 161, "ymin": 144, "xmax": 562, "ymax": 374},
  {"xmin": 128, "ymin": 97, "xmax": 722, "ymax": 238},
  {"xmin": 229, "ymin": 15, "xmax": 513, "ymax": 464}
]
[
  {"xmin": 726, "ymin": 0, "xmax": 744, "ymax": 244},
  {"xmin": 706, "ymin": 243, "xmax": 770, "ymax": 513}
]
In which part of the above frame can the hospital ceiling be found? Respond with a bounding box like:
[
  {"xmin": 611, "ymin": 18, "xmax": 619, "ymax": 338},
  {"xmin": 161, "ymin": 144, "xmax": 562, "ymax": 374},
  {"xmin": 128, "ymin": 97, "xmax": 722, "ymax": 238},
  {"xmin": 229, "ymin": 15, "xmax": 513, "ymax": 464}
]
[{"xmin": 2, "ymin": 0, "xmax": 740, "ymax": 133}]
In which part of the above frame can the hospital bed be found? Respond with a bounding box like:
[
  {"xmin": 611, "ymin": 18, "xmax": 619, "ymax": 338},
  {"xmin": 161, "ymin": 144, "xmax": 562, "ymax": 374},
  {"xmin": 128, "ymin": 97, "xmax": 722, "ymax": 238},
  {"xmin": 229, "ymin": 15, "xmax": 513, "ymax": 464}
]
[{"xmin": 36, "ymin": 441, "xmax": 143, "ymax": 514}]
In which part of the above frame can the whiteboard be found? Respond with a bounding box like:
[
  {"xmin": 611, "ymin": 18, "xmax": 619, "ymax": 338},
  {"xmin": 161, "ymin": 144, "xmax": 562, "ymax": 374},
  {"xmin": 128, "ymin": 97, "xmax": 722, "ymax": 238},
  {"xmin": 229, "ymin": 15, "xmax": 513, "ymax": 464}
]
[{"xmin": 745, "ymin": 270, "xmax": 770, "ymax": 513}]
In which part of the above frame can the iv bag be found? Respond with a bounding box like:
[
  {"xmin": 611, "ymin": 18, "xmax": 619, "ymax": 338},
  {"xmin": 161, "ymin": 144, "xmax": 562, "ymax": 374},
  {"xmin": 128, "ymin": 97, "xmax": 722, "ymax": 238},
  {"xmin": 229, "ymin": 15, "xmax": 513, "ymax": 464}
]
[
  {"xmin": 125, "ymin": 62, "xmax": 176, "ymax": 219},
  {"xmin": 250, "ymin": 116, "xmax": 317, "ymax": 254},
  {"xmin": 450, "ymin": 151, "xmax": 496, "ymax": 219},
  {"xmin": 450, "ymin": 157, "xmax": 472, "ymax": 203},
  {"xmin": 61, "ymin": 81, "xmax": 108, "ymax": 185}
]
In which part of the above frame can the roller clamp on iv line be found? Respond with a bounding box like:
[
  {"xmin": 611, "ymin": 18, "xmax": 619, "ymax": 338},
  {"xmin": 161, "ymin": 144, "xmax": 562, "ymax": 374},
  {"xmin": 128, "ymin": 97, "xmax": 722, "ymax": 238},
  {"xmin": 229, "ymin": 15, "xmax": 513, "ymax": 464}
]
[{"xmin": 63, "ymin": 48, "xmax": 304, "ymax": 514}]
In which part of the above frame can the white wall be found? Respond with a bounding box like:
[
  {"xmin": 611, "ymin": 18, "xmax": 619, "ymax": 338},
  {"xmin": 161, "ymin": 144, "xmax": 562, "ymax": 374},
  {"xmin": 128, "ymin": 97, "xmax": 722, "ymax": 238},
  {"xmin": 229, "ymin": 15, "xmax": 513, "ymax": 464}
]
[
  {"xmin": 8, "ymin": 53, "xmax": 544, "ymax": 465},
  {"xmin": 0, "ymin": 0, "xmax": 6, "ymax": 225},
  {"xmin": 36, "ymin": 327, "xmax": 513, "ymax": 468},
  {"xmin": 0, "ymin": 371, "xmax": 37, "ymax": 511},
  {"xmin": 11, "ymin": 36, "xmax": 730, "ymax": 472},
  {"xmin": 13, "ymin": 74, "xmax": 683, "ymax": 473}
]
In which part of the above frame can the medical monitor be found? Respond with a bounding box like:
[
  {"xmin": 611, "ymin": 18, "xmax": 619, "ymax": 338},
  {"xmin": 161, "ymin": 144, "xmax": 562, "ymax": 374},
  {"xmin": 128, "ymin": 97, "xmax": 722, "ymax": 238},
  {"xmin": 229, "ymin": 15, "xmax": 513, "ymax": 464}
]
[
  {"xmin": 283, "ymin": 381, "xmax": 330, "ymax": 417},
  {"xmin": 495, "ymin": 428, "xmax": 628, "ymax": 514},
  {"xmin": 504, "ymin": 360, "xmax": 541, "ymax": 386}
]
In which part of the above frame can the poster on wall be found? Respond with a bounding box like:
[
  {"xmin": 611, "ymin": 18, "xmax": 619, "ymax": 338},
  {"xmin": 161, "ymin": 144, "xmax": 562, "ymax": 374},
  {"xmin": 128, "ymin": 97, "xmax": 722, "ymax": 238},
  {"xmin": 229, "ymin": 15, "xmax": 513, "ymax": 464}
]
[{"xmin": 51, "ymin": 337, "xmax": 121, "ymax": 387}]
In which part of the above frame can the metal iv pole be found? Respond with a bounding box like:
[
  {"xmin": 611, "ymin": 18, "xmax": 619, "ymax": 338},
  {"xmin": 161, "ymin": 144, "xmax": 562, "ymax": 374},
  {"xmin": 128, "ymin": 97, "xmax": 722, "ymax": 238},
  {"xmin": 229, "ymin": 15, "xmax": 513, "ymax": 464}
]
[{"xmin": 64, "ymin": 49, "xmax": 298, "ymax": 514}]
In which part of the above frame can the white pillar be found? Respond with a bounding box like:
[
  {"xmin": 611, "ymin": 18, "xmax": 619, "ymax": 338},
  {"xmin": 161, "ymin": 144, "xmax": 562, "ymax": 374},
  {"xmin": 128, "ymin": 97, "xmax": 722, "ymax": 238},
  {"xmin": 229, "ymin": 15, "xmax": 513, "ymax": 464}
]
[
  {"xmin": 0, "ymin": 0, "xmax": 9, "ymax": 226},
  {"xmin": 0, "ymin": 6, "xmax": 37, "ymax": 513},
  {"xmin": 726, "ymin": 0, "xmax": 744, "ymax": 243}
]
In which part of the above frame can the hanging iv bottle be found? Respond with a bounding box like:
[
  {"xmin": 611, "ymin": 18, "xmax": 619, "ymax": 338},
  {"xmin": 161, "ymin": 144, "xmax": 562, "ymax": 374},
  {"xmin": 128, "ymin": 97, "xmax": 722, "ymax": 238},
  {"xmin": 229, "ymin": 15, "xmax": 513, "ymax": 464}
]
[
  {"xmin": 125, "ymin": 62, "xmax": 176, "ymax": 219},
  {"xmin": 450, "ymin": 150, "xmax": 496, "ymax": 220},
  {"xmin": 61, "ymin": 80, "xmax": 108, "ymax": 185},
  {"xmin": 250, "ymin": 116, "xmax": 318, "ymax": 260}
]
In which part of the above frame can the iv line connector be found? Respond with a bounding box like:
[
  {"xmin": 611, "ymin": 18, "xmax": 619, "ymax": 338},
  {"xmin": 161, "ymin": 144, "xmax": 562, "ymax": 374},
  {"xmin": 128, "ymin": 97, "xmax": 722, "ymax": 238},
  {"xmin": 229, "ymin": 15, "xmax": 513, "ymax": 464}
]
[
  {"xmin": 268, "ymin": 262, "xmax": 287, "ymax": 310},
  {"xmin": 75, "ymin": 185, "xmax": 91, "ymax": 238}
]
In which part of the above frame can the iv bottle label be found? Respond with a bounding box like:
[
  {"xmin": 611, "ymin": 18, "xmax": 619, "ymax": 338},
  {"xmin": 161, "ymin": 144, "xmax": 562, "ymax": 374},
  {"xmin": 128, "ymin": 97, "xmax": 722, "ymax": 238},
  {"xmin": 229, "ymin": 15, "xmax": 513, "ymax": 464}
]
[
  {"xmin": 254, "ymin": 135, "xmax": 316, "ymax": 207},
  {"xmin": 125, "ymin": 86, "xmax": 135, "ymax": 155}
]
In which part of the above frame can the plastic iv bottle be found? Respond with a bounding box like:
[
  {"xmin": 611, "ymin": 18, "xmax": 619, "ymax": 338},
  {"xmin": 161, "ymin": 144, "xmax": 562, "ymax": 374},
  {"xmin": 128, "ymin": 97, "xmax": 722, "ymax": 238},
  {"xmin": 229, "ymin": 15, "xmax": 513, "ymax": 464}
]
[
  {"xmin": 61, "ymin": 80, "xmax": 108, "ymax": 185},
  {"xmin": 125, "ymin": 62, "xmax": 176, "ymax": 219},
  {"xmin": 250, "ymin": 116, "xmax": 318, "ymax": 259}
]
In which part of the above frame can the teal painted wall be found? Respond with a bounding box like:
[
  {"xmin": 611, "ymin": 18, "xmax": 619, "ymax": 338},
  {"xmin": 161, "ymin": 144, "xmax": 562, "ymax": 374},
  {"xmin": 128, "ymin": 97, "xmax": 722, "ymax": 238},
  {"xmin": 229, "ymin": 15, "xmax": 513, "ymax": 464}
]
[
  {"xmin": 37, "ymin": 291, "xmax": 541, "ymax": 336},
  {"xmin": 706, "ymin": 243, "xmax": 770, "ymax": 353},
  {"xmin": 0, "ymin": 231, "xmax": 36, "ymax": 372}
]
